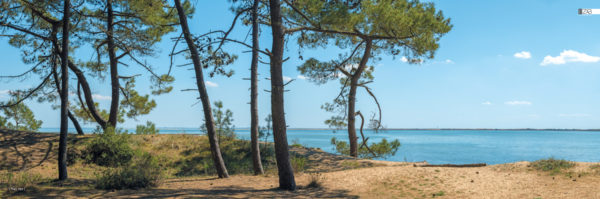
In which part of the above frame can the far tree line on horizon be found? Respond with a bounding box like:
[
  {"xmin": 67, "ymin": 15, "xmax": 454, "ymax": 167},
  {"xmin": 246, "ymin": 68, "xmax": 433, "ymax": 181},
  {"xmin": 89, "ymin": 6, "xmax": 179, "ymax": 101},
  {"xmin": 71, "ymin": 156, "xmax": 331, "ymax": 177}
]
[{"xmin": 0, "ymin": 0, "xmax": 451, "ymax": 191}]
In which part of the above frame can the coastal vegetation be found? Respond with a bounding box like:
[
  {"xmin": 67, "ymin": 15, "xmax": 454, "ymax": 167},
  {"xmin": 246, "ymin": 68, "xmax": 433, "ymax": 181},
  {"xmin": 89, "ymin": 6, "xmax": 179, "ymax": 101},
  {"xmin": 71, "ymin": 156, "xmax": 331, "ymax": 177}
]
[{"xmin": 0, "ymin": 0, "xmax": 598, "ymax": 198}]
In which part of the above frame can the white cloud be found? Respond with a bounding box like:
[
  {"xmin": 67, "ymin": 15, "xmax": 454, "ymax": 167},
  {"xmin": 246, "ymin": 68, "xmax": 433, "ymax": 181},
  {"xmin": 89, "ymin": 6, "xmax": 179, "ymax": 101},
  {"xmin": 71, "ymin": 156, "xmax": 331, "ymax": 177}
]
[
  {"xmin": 283, "ymin": 76, "xmax": 292, "ymax": 82},
  {"xmin": 444, "ymin": 59, "xmax": 454, "ymax": 64},
  {"xmin": 296, "ymin": 75, "xmax": 306, "ymax": 80},
  {"xmin": 0, "ymin": 90, "xmax": 9, "ymax": 98},
  {"xmin": 92, "ymin": 94, "xmax": 111, "ymax": 101},
  {"xmin": 205, "ymin": 81, "xmax": 218, "ymax": 87},
  {"xmin": 505, "ymin": 101, "xmax": 532, "ymax": 106},
  {"xmin": 558, "ymin": 113, "xmax": 591, "ymax": 118},
  {"xmin": 540, "ymin": 50, "xmax": 600, "ymax": 66},
  {"xmin": 481, "ymin": 101, "xmax": 492, "ymax": 105},
  {"xmin": 514, "ymin": 51, "xmax": 531, "ymax": 59},
  {"xmin": 401, "ymin": 56, "xmax": 408, "ymax": 62}
]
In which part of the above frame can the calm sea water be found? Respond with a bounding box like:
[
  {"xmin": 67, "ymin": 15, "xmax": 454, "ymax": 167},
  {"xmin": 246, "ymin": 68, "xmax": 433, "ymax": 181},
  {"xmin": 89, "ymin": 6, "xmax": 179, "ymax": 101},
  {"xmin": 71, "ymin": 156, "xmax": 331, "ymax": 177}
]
[{"xmin": 39, "ymin": 128, "xmax": 600, "ymax": 165}]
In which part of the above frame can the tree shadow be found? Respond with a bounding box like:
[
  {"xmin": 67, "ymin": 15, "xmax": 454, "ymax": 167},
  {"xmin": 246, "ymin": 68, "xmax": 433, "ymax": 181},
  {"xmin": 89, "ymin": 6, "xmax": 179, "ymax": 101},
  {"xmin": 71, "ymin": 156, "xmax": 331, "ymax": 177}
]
[{"xmin": 0, "ymin": 129, "xmax": 86, "ymax": 170}]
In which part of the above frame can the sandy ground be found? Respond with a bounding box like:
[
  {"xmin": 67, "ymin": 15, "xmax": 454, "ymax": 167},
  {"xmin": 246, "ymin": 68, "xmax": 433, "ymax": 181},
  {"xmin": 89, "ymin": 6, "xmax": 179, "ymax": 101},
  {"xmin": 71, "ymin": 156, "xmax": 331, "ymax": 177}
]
[{"xmin": 2, "ymin": 130, "xmax": 600, "ymax": 198}]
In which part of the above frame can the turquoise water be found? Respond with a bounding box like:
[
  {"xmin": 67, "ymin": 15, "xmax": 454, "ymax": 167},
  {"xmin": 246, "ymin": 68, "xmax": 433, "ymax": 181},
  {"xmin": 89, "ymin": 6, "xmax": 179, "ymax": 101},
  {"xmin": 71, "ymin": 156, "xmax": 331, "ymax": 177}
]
[{"xmin": 39, "ymin": 128, "xmax": 600, "ymax": 165}]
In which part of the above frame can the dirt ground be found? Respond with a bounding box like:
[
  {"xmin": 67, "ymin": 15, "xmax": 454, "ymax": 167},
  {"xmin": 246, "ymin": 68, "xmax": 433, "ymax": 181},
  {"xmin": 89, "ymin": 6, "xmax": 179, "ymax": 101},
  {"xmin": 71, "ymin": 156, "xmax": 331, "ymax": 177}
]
[{"xmin": 2, "ymin": 130, "xmax": 600, "ymax": 198}]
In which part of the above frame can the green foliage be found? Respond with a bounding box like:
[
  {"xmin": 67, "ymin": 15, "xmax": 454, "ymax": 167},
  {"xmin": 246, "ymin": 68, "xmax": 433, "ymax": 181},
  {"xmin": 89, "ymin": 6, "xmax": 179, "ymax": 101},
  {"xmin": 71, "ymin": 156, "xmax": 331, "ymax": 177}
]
[
  {"xmin": 331, "ymin": 137, "xmax": 401, "ymax": 159},
  {"xmin": 0, "ymin": 96, "xmax": 42, "ymax": 131},
  {"xmin": 120, "ymin": 78, "xmax": 157, "ymax": 119},
  {"xmin": 136, "ymin": 121, "xmax": 159, "ymax": 135},
  {"xmin": 0, "ymin": 171, "xmax": 44, "ymax": 193},
  {"xmin": 291, "ymin": 155, "xmax": 307, "ymax": 172},
  {"xmin": 95, "ymin": 153, "xmax": 163, "ymax": 190},
  {"xmin": 174, "ymin": 139, "xmax": 275, "ymax": 176},
  {"xmin": 291, "ymin": 138, "xmax": 303, "ymax": 148},
  {"xmin": 84, "ymin": 129, "xmax": 134, "ymax": 167},
  {"xmin": 530, "ymin": 158, "xmax": 575, "ymax": 174},
  {"xmin": 201, "ymin": 101, "xmax": 235, "ymax": 140}
]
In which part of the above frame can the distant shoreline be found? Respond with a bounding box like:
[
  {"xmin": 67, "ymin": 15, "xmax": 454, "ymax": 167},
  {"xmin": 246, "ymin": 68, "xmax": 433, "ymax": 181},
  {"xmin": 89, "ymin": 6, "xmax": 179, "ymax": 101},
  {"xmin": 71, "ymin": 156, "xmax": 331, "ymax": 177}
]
[{"xmin": 38, "ymin": 127, "xmax": 600, "ymax": 132}]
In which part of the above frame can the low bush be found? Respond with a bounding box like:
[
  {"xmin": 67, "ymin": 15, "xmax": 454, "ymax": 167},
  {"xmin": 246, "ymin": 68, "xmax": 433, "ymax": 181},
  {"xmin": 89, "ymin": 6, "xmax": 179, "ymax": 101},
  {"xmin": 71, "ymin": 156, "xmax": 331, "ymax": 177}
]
[
  {"xmin": 306, "ymin": 172, "xmax": 323, "ymax": 188},
  {"xmin": 291, "ymin": 155, "xmax": 307, "ymax": 172},
  {"xmin": 135, "ymin": 121, "xmax": 159, "ymax": 135},
  {"xmin": 331, "ymin": 137, "xmax": 401, "ymax": 159},
  {"xmin": 84, "ymin": 130, "xmax": 134, "ymax": 167},
  {"xmin": 174, "ymin": 139, "xmax": 276, "ymax": 176},
  {"xmin": 0, "ymin": 171, "xmax": 44, "ymax": 193},
  {"xmin": 95, "ymin": 153, "xmax": 163, "ymax": 190},
  {"xmin": 530, "ymin": 158, "xmax": 575, "ymax": 174}
]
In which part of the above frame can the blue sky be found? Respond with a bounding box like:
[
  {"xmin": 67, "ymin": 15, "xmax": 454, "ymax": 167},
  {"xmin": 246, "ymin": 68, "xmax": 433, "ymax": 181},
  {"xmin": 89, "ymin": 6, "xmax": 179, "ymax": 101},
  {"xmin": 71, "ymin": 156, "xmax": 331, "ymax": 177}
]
[{"xmin": 1, "ymin": 0, "xmax": 600, "ymax": 129}]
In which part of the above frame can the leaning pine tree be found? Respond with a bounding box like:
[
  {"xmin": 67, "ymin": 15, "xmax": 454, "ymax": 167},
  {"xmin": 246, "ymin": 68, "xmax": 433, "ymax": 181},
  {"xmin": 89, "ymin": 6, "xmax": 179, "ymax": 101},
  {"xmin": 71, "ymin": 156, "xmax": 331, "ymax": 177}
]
[
  {"xmin": 174, "ymin": 0, "xmax": 233, "ymax": 178},
  {"xmin": 288, "ymin": 0, "xmax": 452, "ymax": 157}
]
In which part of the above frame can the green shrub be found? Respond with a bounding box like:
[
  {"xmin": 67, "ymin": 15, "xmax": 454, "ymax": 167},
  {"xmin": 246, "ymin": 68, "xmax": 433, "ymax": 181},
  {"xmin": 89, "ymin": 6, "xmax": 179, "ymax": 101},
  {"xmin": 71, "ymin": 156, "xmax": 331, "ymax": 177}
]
[
  {"xmin": 0, "ymin": 171, "xmax": 44, "ymax": 193},
  {"xmin": 135, "ymin": 121, "xmax": 159, "ymax": 135},
  {"xmin": 291, "ymin": 155, "xmax": 307, "ymax": 172},
  {"xmin": 331, "ymin": 137, "xmax": 401, "ymax": 159},
  {"xmin": 84, "ymin": 130, "xmax": 134, "ymax": 167},
  {"xmin": 530, "ymin": 158, "xmax": 575, "ymax": 174},
  {"xmin": 96, "ymin": 153, "xmax": 163, "ymax": 190},
  {"xmin": 174, "ymin": 139, "xmax": 276, "ymax": 176}
]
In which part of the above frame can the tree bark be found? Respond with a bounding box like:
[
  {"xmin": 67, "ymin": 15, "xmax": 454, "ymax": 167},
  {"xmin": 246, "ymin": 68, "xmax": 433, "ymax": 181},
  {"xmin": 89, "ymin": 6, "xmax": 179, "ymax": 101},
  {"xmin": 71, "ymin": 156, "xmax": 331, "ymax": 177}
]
[
  {"xmin": 50, "ymin": 25, "xmax": 85, "ymax": 136},
  {"xmin": 250, "ymin": 0, "xmax": 264, "ymax": 175},
  {"xmin": 268, "ymin": 0, "xmax": 296, "ymax": 190},
  {"xmin": 58, "ymin": 0, "xmax": 70, "ymax": 181},
  {"xmin": 67, "ymin": 111, "xmax": 84, "ymax": 135},
  {"xmin": 106, "ymin": 0, "xmax": 120, "ymax": 128},
  {"xmin": 67, "ymin": 61, "xmax": 108, "ymax": 129},
  {"xmin": 347, "ymin": 39, "xmax": 372, "ymax": 158},
  {"xmin": 174, "ymin": 0, "xmax": 229, "ymax": 178}
]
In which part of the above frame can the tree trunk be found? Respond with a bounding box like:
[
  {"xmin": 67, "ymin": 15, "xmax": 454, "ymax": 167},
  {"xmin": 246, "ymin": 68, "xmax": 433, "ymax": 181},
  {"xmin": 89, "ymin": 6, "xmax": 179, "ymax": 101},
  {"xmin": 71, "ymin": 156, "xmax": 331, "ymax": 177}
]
[
  {"xmin": 50, "ymin": 25, "xmax": 85, "ymax": 136},
  {"xmin": 68, "ymin": 61, "xmax": 107, "ymax": 129},
  {"xmin": 250, "ymin": 0, "xmax": 264, "ymax": 175},
  {"xmin": 58, "ymin": 0, "xmax": 70, "ymax": 181},
  {"xmin": 106, "ymin": 0, "xmax": 119, "ymax": 128},
  {"xmin": 67, "ymin": 111, "xmax": 84, "ymax": 135},
  {"xmin": 174, "ymin": 0, "xmax": 229, "ymax": 178},
  {"xmin": 347, "ymin": 39, "xmax": 372, "ymax": 158},
  {"xmin": 268, "ymin": 0, "xmax": 296, "ymax": 190}
]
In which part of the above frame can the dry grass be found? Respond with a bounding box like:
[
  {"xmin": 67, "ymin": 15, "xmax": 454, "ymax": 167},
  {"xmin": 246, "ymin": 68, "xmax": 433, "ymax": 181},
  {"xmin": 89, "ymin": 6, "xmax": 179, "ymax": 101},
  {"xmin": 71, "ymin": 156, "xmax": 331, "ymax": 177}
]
[{"xmin": 2, "ymin": 130, "xmax": 600, "ymax": 198}]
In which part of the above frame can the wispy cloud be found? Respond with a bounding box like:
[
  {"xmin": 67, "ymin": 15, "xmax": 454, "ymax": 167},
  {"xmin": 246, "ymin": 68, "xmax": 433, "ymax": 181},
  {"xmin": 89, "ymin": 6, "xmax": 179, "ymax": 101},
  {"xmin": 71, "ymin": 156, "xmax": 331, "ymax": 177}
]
[
  {"xmin": 514, "ymin": 51, "xmax": 531, "ymax": 59},
  {"xmin": 444, "ymin": 59, "xmax": 454, "ymax": 64},
  {"xmin": 505, "ymin": 101, "xmax": 532, "ymax": 106},
  {"xmin": 92, "ymin": 94, "xmax": 112, "ymax": 101},
  {"xmin": 205, "ymin": 81, "xmax": 218, "ymax": 87},
  {"xmin": 296, "ymin": 75, "xmax": 306, "ymax": 80},
  {"xmin": 558, "ymin": 113, "xmax": 591, "ymax": 118},
  {"xmin": 0, "ymin": 90, "xmax": 9, "ymax": 98},
  {"xmin": 481, "ymin": 101, "xmax": 492, "ymax": 105},
  {"xmin": 540, "ymin": 50, "xmax": 600, "ymax": 66},
  {"xmin": 283, "ymin": 76, "xmax": 292, "ymax": 82},
  {"xmin": 400, "ymin": 56, "xmax": 423, "ymax": 64}
]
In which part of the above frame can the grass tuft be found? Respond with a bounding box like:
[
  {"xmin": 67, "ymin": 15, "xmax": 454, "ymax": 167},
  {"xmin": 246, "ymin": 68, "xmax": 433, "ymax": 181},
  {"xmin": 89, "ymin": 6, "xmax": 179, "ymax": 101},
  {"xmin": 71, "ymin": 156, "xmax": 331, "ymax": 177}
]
[{"xmin": 530, "ymin": 158, "xmax": 575, "ymax": 174}]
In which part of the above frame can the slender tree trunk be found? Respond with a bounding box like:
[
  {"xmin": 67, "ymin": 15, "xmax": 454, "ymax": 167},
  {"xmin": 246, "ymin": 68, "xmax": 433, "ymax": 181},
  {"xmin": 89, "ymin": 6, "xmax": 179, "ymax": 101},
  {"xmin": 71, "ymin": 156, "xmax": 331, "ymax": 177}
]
[
  {"xmin": 250, "ymin": 0, "xmax": 264, "ymax": 175},
  {"xmin": 347, "ymin": 39, "xmax": 372, "ymax": 158},
  {"xmin": 68, "ymin": 62, "xmax": 107, "ymax": 129},
  {"xmin": 58, "ymin": 0, "xmax": 70, "ymax": 181},
  {"xmin": 174, "ymin": 0, "xmax": 229, "ymax": 178},
  {"xmin": 67, "ymin": 112, "xmax": 84, "ymax": 135},
  {"xmin": 268, "ymin": 0, "xmax": 296, "ymax": 190},
  {"xmin": 50, "ymin": 26, "xmax": 85, "ymax": 136},
  {"xmin": 106, "ymin": 0, "xmax": 119, "ymax": 128}
]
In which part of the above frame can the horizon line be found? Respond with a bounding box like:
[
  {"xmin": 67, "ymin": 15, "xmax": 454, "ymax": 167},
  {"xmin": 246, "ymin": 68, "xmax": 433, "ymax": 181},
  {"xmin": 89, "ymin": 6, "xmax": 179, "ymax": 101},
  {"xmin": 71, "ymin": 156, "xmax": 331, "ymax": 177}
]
[{"xmin": 40, "ymin": 127, "xmax": 600, "ymax": 131}]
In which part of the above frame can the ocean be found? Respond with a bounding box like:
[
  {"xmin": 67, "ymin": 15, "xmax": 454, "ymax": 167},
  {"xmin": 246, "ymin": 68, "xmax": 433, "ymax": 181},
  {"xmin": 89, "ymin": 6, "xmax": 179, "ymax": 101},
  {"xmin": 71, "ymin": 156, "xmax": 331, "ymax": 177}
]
[{"xmin": 38, "ymin": 128, "xmax": 600, "ymax": 165}]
